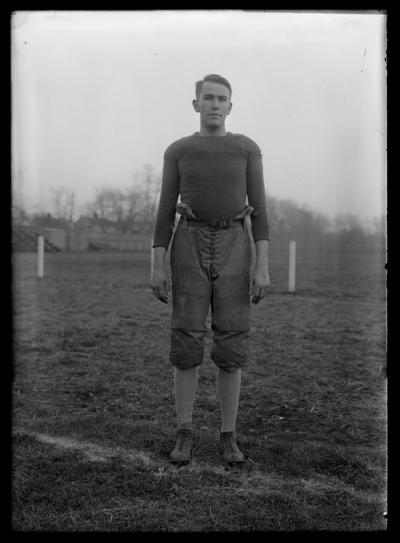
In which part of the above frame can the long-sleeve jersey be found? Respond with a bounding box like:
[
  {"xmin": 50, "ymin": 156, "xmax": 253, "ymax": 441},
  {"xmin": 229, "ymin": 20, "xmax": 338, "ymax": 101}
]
[{"xmin": 153, "ymin": 132, "xmax": 270, "ymax": 249}]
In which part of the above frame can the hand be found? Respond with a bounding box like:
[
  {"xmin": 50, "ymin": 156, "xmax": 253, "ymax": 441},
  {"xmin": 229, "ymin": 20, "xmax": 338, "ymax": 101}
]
[
  {"xmin": 250, "ymin": 267, "xmax": 270, "ymax": 304},
  {"xmin": 151, "ymin": 266, "xmax": 171, "ymax": 304}
]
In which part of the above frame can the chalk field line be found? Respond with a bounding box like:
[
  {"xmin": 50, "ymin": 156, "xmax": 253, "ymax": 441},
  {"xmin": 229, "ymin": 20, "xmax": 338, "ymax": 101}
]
[{"xmin": 13, "ymin": 427, "xmax": 380, "ymax": 505}]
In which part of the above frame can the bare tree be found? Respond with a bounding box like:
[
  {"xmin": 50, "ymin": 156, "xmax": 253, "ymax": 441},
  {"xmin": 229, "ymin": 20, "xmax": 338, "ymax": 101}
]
[
  {"xmin": 133, "ymin": 164, "xmax": 161, "ymax": 230},
  {"xmin": 51, "ymin": 187, "xmax": 76, "ymax": 223},
  {"xmin": 12, "ymin": 180, "xmax": 31, "ymax": 226},
  {"xmin": 366, "ymin": 215, "xmax": 385, "ymax": 239},
  {"xmin": 50, "ymin": 187, "xmax": 76, "ymax": 250},
  {"xmin": 267, "ymin": 197, "xmax": 331, "ymax": 241},
  {"xmin": 12, "ymin": 201, "xmax": 31, "ymax": 226},
  {"xmin": 85, "ymin": 187, "xmax": 124, "ymax": 230},
  {"xmin": 121, "ymin": 186, "xmax": 142, "ymax": 231},
  {"xmin": 333, "ymin": 213, "xmax": 366, "ymax": 242},
  {"xmin": 82, "ymin": 164, "xmax": 161, "ymax": 235},
  {"xmin": 84, "ymin": 184, "xmax": 145, "ymax": 233}
]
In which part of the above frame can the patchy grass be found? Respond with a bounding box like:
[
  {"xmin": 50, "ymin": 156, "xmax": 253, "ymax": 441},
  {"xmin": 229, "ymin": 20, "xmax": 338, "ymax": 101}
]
[{"xmin": 12, "ymin": 242, "xmax": 387, "ymax": 531}]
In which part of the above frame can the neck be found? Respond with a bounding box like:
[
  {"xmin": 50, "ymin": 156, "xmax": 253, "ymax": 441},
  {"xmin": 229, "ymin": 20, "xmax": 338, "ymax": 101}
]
[{"xmin": 199, "ymin": 124, "xmax": 227, "ymax": 137}]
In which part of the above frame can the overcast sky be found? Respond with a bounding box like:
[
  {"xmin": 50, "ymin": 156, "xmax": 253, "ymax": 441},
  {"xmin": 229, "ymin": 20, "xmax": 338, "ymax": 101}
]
[{"xmin": 11, "ymin": 10, "xmax": 386, "ymax": 223}]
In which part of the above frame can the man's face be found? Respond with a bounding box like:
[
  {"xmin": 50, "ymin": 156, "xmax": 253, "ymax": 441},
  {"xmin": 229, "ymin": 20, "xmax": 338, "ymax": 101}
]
[{"xmin": 193, "ymin": 81, "xmax": 232, "ymax": 130}]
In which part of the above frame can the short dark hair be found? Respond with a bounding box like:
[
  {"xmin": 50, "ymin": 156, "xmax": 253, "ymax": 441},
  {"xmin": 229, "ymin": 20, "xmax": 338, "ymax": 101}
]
[{"xmin": 195, "ymin": 74, "xmax": 232, "ymax": 99}]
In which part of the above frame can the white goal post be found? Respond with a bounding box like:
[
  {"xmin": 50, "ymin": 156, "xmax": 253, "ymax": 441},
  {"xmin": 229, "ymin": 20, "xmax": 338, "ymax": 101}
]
[
  {"xmin": 37, "ymin": 235, "xmax": 44, "ymax": 278},
  {"xmin": 288, "ymin": 240, "xmax": 296, "ymax": 293}
]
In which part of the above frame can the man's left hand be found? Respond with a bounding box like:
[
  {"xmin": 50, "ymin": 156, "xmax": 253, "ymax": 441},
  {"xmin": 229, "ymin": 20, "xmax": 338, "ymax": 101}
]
[{"xmin": 250, "ymin": 268, "xmax": 271, "ymax": 304}]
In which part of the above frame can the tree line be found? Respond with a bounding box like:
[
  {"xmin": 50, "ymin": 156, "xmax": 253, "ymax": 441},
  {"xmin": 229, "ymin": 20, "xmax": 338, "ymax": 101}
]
[{"xmin": 12, "ymin": 164, "xmax": 385, "ymax": 244}]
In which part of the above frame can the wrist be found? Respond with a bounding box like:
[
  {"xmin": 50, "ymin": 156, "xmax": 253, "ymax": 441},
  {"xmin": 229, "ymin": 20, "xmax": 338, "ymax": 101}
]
[
  {"xmin": 254, "ymin": 259, "xmax": 269, "ymax": 271},
  {"xmin": 153, "ymin": 246, "xmax": 167, "ymax": 263}
]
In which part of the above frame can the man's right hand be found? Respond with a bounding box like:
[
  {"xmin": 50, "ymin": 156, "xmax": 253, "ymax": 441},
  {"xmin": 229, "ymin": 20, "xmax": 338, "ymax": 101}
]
[{"xmin": 151, "ymin": 246, "xmax": 170, "ymax": 304}]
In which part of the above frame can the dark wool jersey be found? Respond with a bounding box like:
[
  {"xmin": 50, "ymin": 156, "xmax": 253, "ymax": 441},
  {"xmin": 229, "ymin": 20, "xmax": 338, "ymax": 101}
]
[{"xmin": 153, "ymin": 132, "xmax": 270, "ymax": 249}]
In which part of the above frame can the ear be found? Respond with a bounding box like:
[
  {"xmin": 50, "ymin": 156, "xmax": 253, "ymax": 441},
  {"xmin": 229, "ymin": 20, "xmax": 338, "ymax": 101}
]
[
  {"xmin": 226, "ymin": 101, "xmax": 233, "ymax": 116},
  {"xmin": 192, "ymin": 99, "xmax": 200, "ymax": 113}
]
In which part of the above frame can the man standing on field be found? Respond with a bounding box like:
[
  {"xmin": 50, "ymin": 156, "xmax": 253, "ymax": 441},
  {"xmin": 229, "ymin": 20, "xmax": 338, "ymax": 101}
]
[{"xmin": 151, "ymin": 74, "xmax": 270, "ymax": 465}]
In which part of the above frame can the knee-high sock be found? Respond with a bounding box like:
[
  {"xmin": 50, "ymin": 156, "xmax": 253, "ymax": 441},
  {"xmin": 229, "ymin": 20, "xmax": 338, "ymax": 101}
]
[
  {"xmin": 174, "ymin": 366, "xmax": 199, "ymax": 430},
  {"xmin": 217, "ymin": 368, "xmax": 241, "ymax": 433}
]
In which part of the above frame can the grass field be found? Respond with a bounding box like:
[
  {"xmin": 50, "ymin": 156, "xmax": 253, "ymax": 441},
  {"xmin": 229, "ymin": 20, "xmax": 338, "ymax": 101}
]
[{"xmin": 12, "ymin": 240, "xmax": 387, "ymax": 531}]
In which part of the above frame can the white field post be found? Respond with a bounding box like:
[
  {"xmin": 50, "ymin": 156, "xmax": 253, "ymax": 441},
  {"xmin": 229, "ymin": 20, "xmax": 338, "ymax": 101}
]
[
  {"xmin": 288, "ymin": 240, "xmax": 296, "ymax": 293},
  {"xmin": 37, "ymin": 235, "xmax": 44, "ymax": 278},
  {"xmin": 150, "ymin": 238, "xmax": 154, "ymax": 278}
]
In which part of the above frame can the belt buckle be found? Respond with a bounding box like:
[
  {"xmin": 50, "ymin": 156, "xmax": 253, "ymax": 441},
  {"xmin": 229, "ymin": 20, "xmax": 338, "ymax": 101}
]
[{"xmin": 210, "ymin": 219, "xmax": 228, "ymax": 229}]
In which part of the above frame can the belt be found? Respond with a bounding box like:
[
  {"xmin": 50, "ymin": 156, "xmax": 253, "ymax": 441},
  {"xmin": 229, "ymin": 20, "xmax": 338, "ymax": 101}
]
[{"xmin": 180, "ymin": 217, "xmax": 243, "ymax": 230}]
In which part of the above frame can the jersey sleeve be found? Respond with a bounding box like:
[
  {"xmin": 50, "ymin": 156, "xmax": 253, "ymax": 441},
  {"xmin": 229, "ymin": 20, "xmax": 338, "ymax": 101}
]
[
  {"xmin": 152, "ymin": 150, "xmax": 180, "ymax": 249},
  {"xmin": 246, "ymin": 142, "xmax": 270, "ymax": 241}
]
